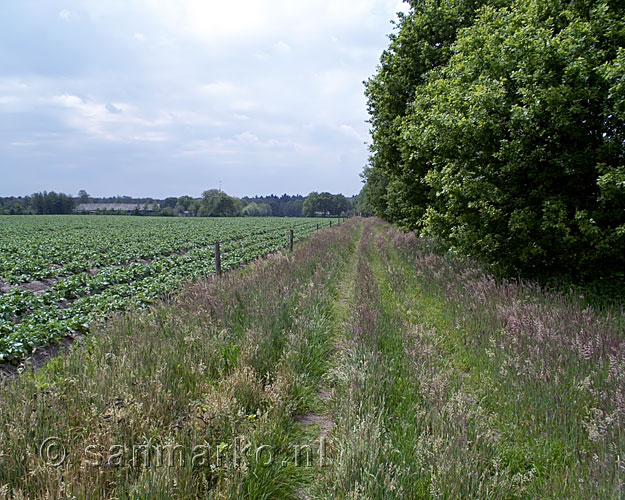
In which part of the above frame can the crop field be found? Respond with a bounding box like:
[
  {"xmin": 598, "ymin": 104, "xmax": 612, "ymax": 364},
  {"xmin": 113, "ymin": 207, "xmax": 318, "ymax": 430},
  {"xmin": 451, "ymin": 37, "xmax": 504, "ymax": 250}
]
[{"xmin": 0, "ymin": 215, "xmax": 336, "ymax": 363}]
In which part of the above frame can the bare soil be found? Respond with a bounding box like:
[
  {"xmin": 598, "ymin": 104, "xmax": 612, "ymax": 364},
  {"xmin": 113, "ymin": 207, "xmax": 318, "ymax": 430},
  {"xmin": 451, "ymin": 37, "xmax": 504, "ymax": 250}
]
[
  {"xmin": 0, "ymin": 280, "xmax": 12, "ymax": 294},
  {"xmin": 294, "ymin": 412, "xmax": 334, "ymax": 439},
  {"xmin": 19, "ymin": 278, "xmax": 59, "ymax": 295},
  {"xmin": 0, "ymin": 332, "xmax": 84, "ymax": 381}
]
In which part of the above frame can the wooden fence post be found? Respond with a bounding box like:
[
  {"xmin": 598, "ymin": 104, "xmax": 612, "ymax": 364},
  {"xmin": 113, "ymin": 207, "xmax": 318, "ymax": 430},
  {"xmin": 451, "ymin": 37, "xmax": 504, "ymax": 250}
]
[
  {"xmin": 215, "ymin": 241, "xmax": 222, "ymax": 277},
  {"xmin": 289, "ymin": 229, "xmax": 294, "ymax": 252}
]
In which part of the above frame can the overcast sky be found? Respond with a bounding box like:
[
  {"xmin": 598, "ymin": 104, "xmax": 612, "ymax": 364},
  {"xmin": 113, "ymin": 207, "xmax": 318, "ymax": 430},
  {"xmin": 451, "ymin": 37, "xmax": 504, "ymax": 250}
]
[{"xmin": 0, "ymin": 0, "xmax": 406, "ymax": 199}]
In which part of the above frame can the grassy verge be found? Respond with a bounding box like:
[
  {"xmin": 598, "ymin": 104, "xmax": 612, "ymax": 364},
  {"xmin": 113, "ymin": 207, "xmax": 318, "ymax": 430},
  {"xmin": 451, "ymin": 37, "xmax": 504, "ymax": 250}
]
[
  {"xmin": 0, "ymin": 220, "xmax": 360, "ymax": 499},
  {"xmin": 316, "ymin": 219, "xmax": 624, "ymax": 499}
]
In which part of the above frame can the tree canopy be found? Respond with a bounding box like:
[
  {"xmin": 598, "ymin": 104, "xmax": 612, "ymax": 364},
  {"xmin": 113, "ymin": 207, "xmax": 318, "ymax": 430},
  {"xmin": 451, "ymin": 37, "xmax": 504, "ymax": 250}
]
[
  {"xmin": 31, "ymin": 191, "xmax": 74, "ymax": 215},
  {"xmin": 302, "ymin": 192, "xmax": 349, "ymax": 216},
  {"xmin": 241, "ymin": 202, "xmax": 272, "ymax": 217},
  {"xmin": 199, "ymin": 190, "xmax": 242, "ymax": 217},
  {"xmin": 364, "ymin": 0, "xmax": 625, "ymax": 279}
]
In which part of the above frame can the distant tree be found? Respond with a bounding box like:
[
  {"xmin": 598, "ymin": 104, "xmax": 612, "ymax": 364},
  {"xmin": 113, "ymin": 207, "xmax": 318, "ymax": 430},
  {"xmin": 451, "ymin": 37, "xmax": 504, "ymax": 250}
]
[
  {"xmin": 302, "ymin": 192, "xmax": 319, "ymax": 217},
  {"xmin": 31, "ymin": 191, "xmax": 74, "ymax": 214},
  {"xmin": 189, "ymin": 199, "xmax": 201, "ymax": 215},
  {"xmin": 319, "ymin": 192, "xmax": 338, "ymax": 215},
  {"xmin": 261, "ymin": 195, "xmax": 279, "ymax": 216},
  {"xmin": 242, "ymin": 202, "xmax": 259, "ymax": 216},
  {"xmin": 175, "ymin": 195, "xmax": 193, "ymax": 213},
  {"xmin": 353, "ymin": 189, "xmax": 373, "ymax": 216},
  {"xmin": 334, "ymin": 194, "xmax": 349, "ymax": 216},
  {"xmin": 242, "ymin": 202, "xmax": 272, "ymax": 216},
  {"xmin": 200, "ymin": 189, "xmax": 242, "ymax": 216},
  {"xmin": 240, "ymin": 194, "xmax": 305, "ymax": 217},
  {"xmin": 77, "ymin": 190, "xmax": 90, "ymax": 204},
  {"xmin": 258, "ymin": 203, "xmax": 272, "ymax": 216},
  {"xmin": 303, "ymin": 192, "xmax": 346, "ymax": 216},
  {"xmin": 283, "ymin": 199, "xmax": 304, "ymax": 217},
  {"xmin": 0, "ymin": 196, "xmax": 31, "ymax": 215},
  {"xmin": 161, "ymin": 197, "xmax": 178, "ymax": 209}
]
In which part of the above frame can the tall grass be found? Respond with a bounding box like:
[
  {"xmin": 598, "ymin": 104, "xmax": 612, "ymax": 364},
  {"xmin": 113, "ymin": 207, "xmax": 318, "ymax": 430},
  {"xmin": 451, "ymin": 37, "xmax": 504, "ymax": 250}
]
[
  {"xmin": 1, "ymin": 218, "xmax": 623, "ymax": 498},
  {"xmin": 392, "ymin": 230, "xmax": 625, "ymax": 498},
  {"xmin": 316, "ymin": 219, "xmax": 624, "ymax": 499},
  {"xmin": 0, "ymin": 220, "xmax": 359, "ymax": 499}
]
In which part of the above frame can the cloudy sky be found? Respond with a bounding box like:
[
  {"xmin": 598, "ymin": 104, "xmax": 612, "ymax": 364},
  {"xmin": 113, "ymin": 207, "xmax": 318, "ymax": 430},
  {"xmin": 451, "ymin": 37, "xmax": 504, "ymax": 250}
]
[{"xmin": 0, "ymin": 1, "xmax": 406, "ymax": 199}]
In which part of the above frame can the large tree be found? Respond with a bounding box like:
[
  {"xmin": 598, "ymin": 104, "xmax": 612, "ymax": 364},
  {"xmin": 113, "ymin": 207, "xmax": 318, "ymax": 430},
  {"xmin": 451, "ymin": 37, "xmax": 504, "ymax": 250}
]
[
  {"xmin": 365, "ymin": 0, "xmax": 625, "ymax": 279},
  {"xmin": 77, "ymin": 190, "xmax": 90, "ymax": 204},
  {"xmin": 364, "ymin": 0, "xmax": 498, "ymax": 224},
  {"xmin": 31, "ymin": 191, "xmax": 74, "ymax": 214},
  {"xmin": 199, "ymin": 190, "xmax": 242, "ymax": 217},
  {"xmin": 302, "ymin": 192, "xmax": 347, "ymax": 216}
]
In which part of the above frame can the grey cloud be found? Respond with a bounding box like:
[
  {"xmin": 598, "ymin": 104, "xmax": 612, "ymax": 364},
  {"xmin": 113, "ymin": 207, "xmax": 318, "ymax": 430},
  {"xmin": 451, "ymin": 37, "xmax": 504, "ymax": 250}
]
[{"xmin": 0, "ymin": 0, "xmax": 406, "ymax": 198}]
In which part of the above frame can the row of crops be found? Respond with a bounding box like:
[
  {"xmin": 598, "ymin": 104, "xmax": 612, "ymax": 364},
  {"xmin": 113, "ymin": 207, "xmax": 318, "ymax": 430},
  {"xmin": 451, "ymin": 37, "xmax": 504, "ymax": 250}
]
[{"xmin": 0, "ymin": 215, "xmax": 338, "ymax": 363}]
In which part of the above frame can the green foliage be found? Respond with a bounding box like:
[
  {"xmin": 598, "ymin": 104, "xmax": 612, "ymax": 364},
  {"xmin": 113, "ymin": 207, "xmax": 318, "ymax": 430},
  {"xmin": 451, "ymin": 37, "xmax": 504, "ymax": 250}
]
[
  {"xmin": 352, "ymin": 189, "xmax": 374, "ymax": 216},
  {"xmin": 364, "ymin": 0, "xmax": 497, "ymax": 222},
  {"xmin": 31, "ymin": 191, "xmax": 74, "ymax": 214},
  {"xmin": 176, "ymin": 195, "xmax": 193, "ymax": 212},
  {"xmin": 365, "ymin": 0, "xmax": 625, "ymax": 279},
  {"xmin": 242, "ymin": 202, "xmax": 272, "ymax": 217},
  {"xmin": 199, "ymin": 189, "xmax": 242, "ymax": 217},
  {"xmin": 302, "ymin": 192, "xmax": 349, "ymax": 216},
  {"xmin": 0, "ymin": 196, "xmax": 32, "ymax": 215},
  {"xmin": 77, "ymin": 189, "xmax": 90, "ymax": 204},
  {"xmin": 240, "ymin": 194, "xmax": 307, "ymax": 217},
  {"xmin": 282, "ymin": 198, "xmax": 304, "ymax": 216},
  {"xmin": 0, "ymin": 216, "xmax": 336, "ymax": 362}
]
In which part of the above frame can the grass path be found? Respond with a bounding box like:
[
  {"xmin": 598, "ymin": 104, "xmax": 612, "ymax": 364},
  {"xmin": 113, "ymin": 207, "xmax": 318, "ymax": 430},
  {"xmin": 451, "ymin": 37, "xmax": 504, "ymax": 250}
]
[
  {"xmin": 310, "ymin": 219, "xmax": 624, "ymax": 499},
  {"xmin": 293, "ymin": 220, "xmax": 363, "ymax": 499},
  {"xmin": 0, "ymin": 218, "xmax": 623, "ymax": 498}
]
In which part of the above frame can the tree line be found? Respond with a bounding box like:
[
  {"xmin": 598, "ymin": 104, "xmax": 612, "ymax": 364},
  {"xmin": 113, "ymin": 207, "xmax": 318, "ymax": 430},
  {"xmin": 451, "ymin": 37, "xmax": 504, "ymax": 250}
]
[
  {"xmin": 363, "ymin": 0, "xmax": 625, "ymax": 280},
  {"xmin": 0, "ymin": 192, "xmax": 75, "ymax": 215},
  {"xmin": 0, "ymin": 190, "xmax": 359, "ymax": 217}
]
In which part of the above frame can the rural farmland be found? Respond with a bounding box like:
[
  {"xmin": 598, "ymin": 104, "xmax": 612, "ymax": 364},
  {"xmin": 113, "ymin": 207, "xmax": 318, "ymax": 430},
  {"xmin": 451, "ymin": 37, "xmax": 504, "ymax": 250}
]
[
  {"xmin": 0, "ymin": 215, "xmax": 337, "ymax": 364},
  {"xmin": 2, "ymin": 0, "xmax": 625, "ymax": 497},
  {"xmin": 0, "ymin": 218, "xmax": 623, "ymax": 498}
]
